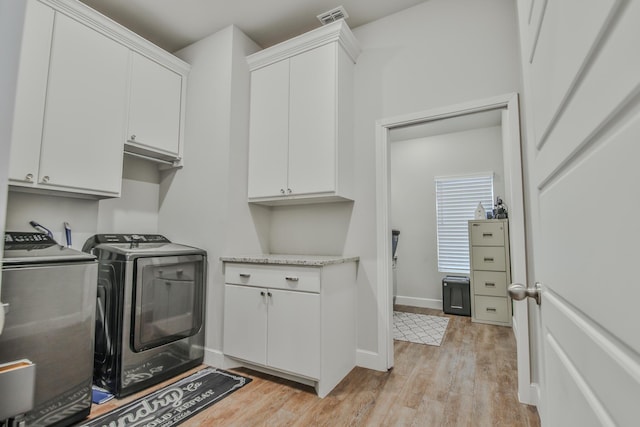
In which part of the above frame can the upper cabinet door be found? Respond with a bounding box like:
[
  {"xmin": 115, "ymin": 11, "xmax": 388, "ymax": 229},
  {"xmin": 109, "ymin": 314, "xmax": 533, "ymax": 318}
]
[
  {"xmin": 246, "ymin": 21, "xmax": 359, "ymax": 205},
  {"xmin": 127, "ymin": 52, "xmax": 183, "ymax": 159},
  {"xmin": 288, "ymin": 43, "xmax": 337, "ymax": 196},
  {"xmin": 247, "ymin": 60, "xmax": 290, "ymax": 199},
  {"xmin": 39, "ymin": 12, "xmax": 128, "ymax": 195},
  {"xmin": 8, "ymin": 0, "xmax": 54, "ymax": 185}
]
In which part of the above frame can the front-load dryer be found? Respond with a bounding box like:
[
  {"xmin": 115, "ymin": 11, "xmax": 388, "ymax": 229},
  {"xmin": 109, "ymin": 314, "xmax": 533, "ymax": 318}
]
[{"xmin": 83, "ymin": 234, "xmax": 206, "ymax": 397}]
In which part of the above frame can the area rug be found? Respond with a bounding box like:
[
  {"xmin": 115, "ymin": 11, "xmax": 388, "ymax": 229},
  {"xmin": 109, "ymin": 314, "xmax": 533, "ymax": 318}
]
[
  {"xmin": 393, "ymin": 311, "xmax": 450, "ymax": 346},
  {"xmin": 80, "ymin": 367, "xmax": 251, "ymax": 427}
]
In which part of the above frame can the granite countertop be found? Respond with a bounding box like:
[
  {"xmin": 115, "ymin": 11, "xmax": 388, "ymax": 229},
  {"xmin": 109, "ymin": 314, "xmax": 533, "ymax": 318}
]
[{"xmin": 220, "ymin": 254, "xmax": 359, "ymax": 266}]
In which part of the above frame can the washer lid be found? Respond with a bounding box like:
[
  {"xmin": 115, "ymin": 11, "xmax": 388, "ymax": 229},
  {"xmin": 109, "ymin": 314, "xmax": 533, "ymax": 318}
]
[
  {"xmin": 83, "ymin": 234, "xmax": 205, "ymax": 260},
  {"xmin": 3, "ymin": 232, "xmax": 95, "ymax": 265}
]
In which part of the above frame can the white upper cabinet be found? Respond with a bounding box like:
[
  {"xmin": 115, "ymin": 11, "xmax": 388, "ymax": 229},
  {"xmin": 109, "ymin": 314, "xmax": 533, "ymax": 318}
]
[
  {"xmin": 126, "ymin": 51, "xmax": 185, "ymax": 163},
  {"xmin": 247, "ymin": 20, "xmax": 360, "ymax": 205},
  {"xmin": 247, "ymin": 59, "xmax": 290, "ymax": 198},
  {"xmin": 9, "ymin": 0, "xmax": 54, "ymax": 188},
  {"xmin": 39, "ymin": 12, "xmax": 129, "ymax": 196},
  {"xmin": 7, "ymin": 0, "xmax": 190, "ymax": 199}
]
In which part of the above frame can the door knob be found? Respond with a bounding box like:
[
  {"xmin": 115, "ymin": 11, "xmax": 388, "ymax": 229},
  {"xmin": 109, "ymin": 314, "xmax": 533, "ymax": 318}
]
[{"xmin": 508, "ymin": 282, "xmax": 542, "ymax": 305}]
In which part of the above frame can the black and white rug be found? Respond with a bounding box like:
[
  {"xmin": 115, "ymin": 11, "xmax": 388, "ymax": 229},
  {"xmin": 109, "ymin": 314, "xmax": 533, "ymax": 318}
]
[
  {"xmin": 80, "ymin": 367, "xmax": 251, "ymax": 427},
  {"xmin": 393, "ymin": 311, "xmax": 450, "ymax": 346}
]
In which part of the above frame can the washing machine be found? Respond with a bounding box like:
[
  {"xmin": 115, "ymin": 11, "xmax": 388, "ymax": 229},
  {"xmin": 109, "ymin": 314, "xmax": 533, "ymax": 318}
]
[
  {"xmin": 1, "ymin": 232, "xmax": 97, "ymax": 427},
  {"xmin": 82, "ymin": 234, "xmax": 207, "ymax": 398}
]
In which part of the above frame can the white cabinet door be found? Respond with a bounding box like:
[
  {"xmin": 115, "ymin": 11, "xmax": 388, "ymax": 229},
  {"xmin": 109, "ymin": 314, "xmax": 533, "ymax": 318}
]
[
  {"xmin": 288, "ymin": 43, "xmax": 336, "ymax": 196},
  {"xmin": 223, "ymin": 284, "xmax": 267, "ymax": 365},
  {"xmin": 247, "ymin": 60, "xmax": 290, "ymax": 199},
  {"xmin": 267, "ymin": 288, "xmax": 320, "ymax": 379},
  {"xmin": 8, "ymin": 0, "xmax": 54, "ymax": 185},
  {"xmin": 127, "ymin": 51, "xmax": 183, "ymax": 158},
  {"xmin": 39, "ymin": 12, "xmax": 128, "ymax": 195}
]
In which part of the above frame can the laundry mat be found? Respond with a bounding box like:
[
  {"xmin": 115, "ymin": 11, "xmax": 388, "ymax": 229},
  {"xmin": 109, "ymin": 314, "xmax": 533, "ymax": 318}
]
[
  {"xmin": 393, "ymin": 311, "xmax": 450, "ymax": 346},
  {"xmin": 80, "ymin": 368, "xmax": 251, "ymax": 427}
]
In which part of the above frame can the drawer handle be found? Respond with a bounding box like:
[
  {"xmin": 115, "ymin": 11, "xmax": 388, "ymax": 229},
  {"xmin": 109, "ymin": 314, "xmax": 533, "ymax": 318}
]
[
  {"xmin": 239, "ymin": 273, "xmax": 251, "ymax": 278},
  {"xmin": 486, "ymin": 307, "xmax": 497, "ymax": 312},
  {"xmin": 285, "ymin": 276, "xmax": 299, "ymax": 282},
  {"xmin": 482, "ymin": 233, "xmax": 493, "ymax": 237},
  {"xmin": 485, "ymin": 282, "xmax": 496, "ymax": 287},
  {"xmin": 484, "ymin": 257, "xmax": 494, "ymax": 262},
  {"xmin": 472, "ymin": 223, "xmax": 480, "ymax": 227}
]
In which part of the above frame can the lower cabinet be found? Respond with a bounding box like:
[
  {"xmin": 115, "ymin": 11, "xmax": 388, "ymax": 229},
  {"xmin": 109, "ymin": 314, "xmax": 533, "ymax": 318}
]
[
  {"xmin": 224, "ymin": 285, "xmax": 320, "ymax": 379},
  {"xmin": 222, "ymin": 259, "xmax": 357, "ymax": 397}
]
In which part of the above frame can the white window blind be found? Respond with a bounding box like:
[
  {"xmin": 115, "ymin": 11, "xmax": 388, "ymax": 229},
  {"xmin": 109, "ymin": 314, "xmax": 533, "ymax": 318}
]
[{"xmin": 435, "ymin": 174, "xmax": 494, "ymax": 273}]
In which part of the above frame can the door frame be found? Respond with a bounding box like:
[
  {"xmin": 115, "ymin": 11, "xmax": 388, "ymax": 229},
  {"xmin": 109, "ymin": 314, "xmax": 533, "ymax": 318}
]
[{"xmin": 374, "ymin": 92, "xmax": 536, "ymax": 405}]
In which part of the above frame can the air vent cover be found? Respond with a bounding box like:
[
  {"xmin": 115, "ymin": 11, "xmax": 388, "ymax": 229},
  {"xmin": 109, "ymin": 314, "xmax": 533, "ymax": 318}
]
[{"xmin": 317, "ymin": 6, "xmax": 349, "ymax": 25}]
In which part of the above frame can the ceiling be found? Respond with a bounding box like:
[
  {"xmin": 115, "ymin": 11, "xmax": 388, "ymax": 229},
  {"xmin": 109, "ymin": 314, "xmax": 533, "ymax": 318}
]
[{"xmin": 78, "ymin": 0, "xmax": 428, "ymax": 52}]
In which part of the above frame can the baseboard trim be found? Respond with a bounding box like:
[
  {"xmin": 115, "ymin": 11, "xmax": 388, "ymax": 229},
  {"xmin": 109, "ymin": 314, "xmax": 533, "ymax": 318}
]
[
  {"xmin": 356, "ymin": 349, "xmax": 387, "ymax": 372},
  {"xmin": 203, "ymin": 348, "xmax": 223, "ymax": 367},
  {"xmin": 394, "ymin": 296, "xmax": 442, "ymax": 311},
  {"xmin": 211, "ymin": 347, "xmax": 389, "ymax": 374}
]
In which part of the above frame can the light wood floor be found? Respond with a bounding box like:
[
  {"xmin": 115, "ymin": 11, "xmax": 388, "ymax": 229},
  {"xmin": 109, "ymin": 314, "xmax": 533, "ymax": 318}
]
[{"xmin": 88, "ymin": 306, "xmax": 540, "ymax": 426}]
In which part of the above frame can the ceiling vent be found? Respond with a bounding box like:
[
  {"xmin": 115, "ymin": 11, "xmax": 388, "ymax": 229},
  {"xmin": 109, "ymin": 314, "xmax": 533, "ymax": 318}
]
[{"xmin": 317, "ymin": 6, "xmax": 349, "ymax": 25}]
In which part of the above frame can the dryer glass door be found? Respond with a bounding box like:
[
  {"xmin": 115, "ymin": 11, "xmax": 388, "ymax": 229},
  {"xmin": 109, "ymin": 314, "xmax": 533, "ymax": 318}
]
[{"xmin": 132, "ymin": 254, "xmax": 205, "ymax": 352}]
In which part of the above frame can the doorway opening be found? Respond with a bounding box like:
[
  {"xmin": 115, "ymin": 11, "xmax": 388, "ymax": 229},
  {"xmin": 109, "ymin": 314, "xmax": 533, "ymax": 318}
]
[{"xmin": 374, "ymin": 93, "xmax": 535, "ymax": 405}]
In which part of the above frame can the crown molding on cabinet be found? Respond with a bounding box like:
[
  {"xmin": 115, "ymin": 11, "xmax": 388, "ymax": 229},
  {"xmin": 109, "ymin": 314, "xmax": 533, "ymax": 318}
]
[
  {"xmin": 247, "ymin": 20, "xmax": 361, "ymax": 71},
  {"xmin": 39, "ymin": 0, "xmax": 190, "ymax": 74}
]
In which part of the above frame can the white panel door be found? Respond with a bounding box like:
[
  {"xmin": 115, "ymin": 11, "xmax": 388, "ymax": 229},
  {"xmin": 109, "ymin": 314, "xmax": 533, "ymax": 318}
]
[
  {"xmin": 267, "ymin": 289, "xmax": 320, "ymax": 379},
  {"xmin": 223, "ymin": 284, "xmax": 267, "ymax": 365},
  {"xmin": 128, "ymin": 52, "xmax": 182, "ymax": 157},
  {"xmin": 288, "ymin": 43, "xmax": 337, "ymax": 196},
  {"xmin": 247, "ymin": 60, "xmax": 290, "ymax": 199},
  {"xmin": 517, "ymin": 0, "xmax": 640, "ymax": 425},
  {"xmin": 39, "ymin": 12, "xmax": 128, "ymax": 195},
  {"xmin": 8, "ymin": 0, "xmax": 54, "ymax": 185}
]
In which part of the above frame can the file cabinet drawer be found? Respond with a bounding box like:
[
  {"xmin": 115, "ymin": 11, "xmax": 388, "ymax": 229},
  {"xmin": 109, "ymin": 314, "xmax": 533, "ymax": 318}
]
[
  {"xmin": 473, "ymin": 271, "xmax": 508, "ymax": 297},
  {"xmin": 225, "ymin": 263, "xmax": 321, "ymax": 293},
  {"xmin": 469, "ymin": 221, "xmax": 505, "ymax": 246},
  {"xmin": 471, "ymin": 246, "xmax": 506, "ymax": 271},
  {"xmin": 474, "ymin": 296, "xmax": 510, "ymax": 323}
]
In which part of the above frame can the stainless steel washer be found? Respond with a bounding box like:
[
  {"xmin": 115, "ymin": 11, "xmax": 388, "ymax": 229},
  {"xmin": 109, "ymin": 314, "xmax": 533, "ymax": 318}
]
[
  {"xmin": 82, "ymin": 234, "xmax": 206, "ymax": 398},
  {"xmin": 0, "ymin": 232, "xmax": 97, "ymax": 427}
]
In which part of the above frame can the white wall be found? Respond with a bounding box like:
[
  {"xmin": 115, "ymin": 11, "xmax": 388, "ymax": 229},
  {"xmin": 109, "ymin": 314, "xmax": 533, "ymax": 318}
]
[
  {"xmin": 97, "ymin": 156, "xmax": 160, "ymax": 234},
  {"xmin": 390, "ymin": 126, "xmax": 504, "ymax": 309},
  {"xmin": 268, "ymin": 0, "xmax": 522, "ymax": 356},
  {"xmin": 158, "ymin": 25, "xmax": 265, "ymax": 363},
  {"xmin": 5, "ymin": 157, "xmax": 160, "ymax": 250}
]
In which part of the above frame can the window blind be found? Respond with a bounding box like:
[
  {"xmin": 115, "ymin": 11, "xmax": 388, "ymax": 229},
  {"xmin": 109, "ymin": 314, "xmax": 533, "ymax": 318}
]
[{"xmin": 434, "ymin": 174, "xmax": 494, "ymax": 273}]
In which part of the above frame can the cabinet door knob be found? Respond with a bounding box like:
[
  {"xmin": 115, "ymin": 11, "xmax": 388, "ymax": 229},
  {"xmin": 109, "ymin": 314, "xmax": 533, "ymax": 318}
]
[
  {"xmin": 267, "ymin": 292, "xmax": 272, "ymax": 297},
  {"xmin": 25, "ymin": 173, "xmax": 34, "ymax": 182},
  {"xmin": 260, "ymin": 291, "xmax": 265, "ymax": 296},
  {"xmin": 287, "ymin": 188, "xmax": 292, "ymax": 194},
  {"xmin": 280, "ymin": 189, "xmax": 285, "ymax": 194},
  {"xmin": 130, "ymin": 134, "xmax": 136, "ymax": 141},
  {"xmin": 41, "ymin": 175, "xmax": 50, "ymax": 183}
]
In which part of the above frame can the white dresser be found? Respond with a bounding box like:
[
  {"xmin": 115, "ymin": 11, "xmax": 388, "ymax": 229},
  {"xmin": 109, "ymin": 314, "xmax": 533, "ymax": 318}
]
[
  {"xmin": 220, "ymin": 255, "xmax": 358, "ymax": 397},
  {"xmin": 468, "ymin": 220, "xmax": 512, "ymax": 326}
]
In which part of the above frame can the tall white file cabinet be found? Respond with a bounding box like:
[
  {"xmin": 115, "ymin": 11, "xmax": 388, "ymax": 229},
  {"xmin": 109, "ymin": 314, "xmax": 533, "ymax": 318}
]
[{"xmin": 468, "ymin": 219, "xmax": 512, "ymax": 326}]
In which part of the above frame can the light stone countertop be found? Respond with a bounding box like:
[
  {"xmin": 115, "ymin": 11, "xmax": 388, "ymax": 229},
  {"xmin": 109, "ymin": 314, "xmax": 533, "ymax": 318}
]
[{"xmin": 220, "ymin": 254, "xmax": 359, "ymax": 266}]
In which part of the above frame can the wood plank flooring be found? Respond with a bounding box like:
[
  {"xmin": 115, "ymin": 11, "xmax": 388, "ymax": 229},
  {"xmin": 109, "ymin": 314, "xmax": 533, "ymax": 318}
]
[{"xmin": 87, "ymin": 306, "xmax": 540, "ymax": 426}]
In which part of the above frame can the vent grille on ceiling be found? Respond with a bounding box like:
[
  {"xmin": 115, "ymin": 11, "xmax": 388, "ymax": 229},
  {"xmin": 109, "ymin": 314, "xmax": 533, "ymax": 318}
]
[{"xmin": 317, "ymin": 6, "xmax": 349, "ymax": 25}]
